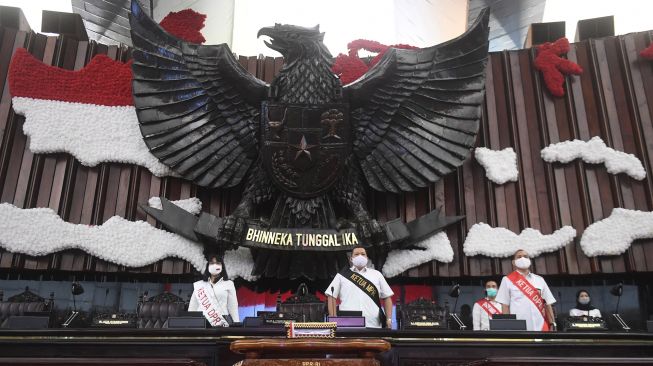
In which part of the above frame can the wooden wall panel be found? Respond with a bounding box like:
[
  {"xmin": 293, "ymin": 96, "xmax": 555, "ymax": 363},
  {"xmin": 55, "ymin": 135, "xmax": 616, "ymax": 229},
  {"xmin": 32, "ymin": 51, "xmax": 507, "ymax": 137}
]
[{"xmin": 1, "ymin": 27, "xmax": 653, "ymax": 279}]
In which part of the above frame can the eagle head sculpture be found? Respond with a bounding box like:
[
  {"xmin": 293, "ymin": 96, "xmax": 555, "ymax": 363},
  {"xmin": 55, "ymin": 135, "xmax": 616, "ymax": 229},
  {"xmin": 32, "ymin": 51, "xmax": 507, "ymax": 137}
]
[
  {"xmin": 131, "ymin": 0, "xmax": 490, "ymax": 280},
  {"xmin": 257, "ymin": 24, "xmax": 330, "ymax": 61}
]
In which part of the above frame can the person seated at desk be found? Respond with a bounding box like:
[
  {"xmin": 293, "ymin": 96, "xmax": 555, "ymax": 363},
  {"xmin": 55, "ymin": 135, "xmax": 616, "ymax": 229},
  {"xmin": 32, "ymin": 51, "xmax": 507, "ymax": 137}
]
[
  {"xmin": 496, "ymin": 249, "xmax": 557, "ymax": 331},
  {"xmin": 189, "ymin": 254, "xmax": 239, "ymax": 327},
  {"xmin": 325, "ymin": 246, "xmax": 394, "ymax": 328},
  {"xmin": 472, "ymin": 280, "xmax": 502, "ymax": 330},
  {"xmin": 569, "ymin": 289, "xmax": 602, "ymax": 318}
]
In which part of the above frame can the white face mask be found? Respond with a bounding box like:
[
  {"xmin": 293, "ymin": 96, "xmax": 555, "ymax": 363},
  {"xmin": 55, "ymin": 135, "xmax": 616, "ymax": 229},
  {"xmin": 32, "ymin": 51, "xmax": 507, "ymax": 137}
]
[
  {"xmin": 352, "ymin": 255, "xmax": 368, "ymax": 269},
  {"xmin": 514, "ymin": 257, "xmax": 531, "ymax": 269},
  {"xmin": 579, "ymin": 297, "xmax": 590, "ymax": 305},
  {"xmin": 208, "ymin": 264, "xmax": 222, "ymax": 275}
]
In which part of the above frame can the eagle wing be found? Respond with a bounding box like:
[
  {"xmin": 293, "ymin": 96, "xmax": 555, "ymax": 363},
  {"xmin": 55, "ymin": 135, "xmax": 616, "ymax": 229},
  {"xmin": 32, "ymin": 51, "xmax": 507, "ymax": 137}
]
[
  {"xmin": 344, "ymin": 8, "xmax": 490, "ymax": 193},
  {"xmin": 129, "ymin": 0, "xmax": 267, "ymax": 188}
]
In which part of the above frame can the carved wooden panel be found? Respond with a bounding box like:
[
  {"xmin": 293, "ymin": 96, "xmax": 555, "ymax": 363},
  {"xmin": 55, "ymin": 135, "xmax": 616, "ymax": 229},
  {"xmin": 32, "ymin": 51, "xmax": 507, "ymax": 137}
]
[{"xmin": 0, "ymin": 24, "xmax": 652, "ymax": 278}]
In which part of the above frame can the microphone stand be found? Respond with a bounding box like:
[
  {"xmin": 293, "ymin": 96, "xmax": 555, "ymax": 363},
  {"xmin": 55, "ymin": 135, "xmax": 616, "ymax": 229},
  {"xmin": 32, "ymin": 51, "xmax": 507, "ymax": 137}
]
[
  {"xmin": 448, "ymin": 287, "xmax": 466, "ymax": 330},
  {"xmin": 611, "ymin": 293, "xmax": 630, "ymax": 331},
  {"xmin": 63, "ymin": 293, "xmax": 80, "ymax": 328},
  {"xmin": 449, "ymin": 312, "xmax": 466, "ymax": 330}
]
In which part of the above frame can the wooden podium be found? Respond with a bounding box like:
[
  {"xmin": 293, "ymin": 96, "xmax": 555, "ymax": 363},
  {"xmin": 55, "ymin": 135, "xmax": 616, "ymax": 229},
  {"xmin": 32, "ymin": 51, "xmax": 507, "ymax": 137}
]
[{"xmin": 230, "ymin": 338, "xmax": 390, "ymax": 365}]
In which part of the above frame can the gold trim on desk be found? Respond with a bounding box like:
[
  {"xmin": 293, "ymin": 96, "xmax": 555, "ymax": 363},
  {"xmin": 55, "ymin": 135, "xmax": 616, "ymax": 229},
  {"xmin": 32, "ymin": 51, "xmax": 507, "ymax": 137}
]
[
  {"xmin": 387, "ymin": 337, "xmax": 653, "ymax": 345},
  {"xmin": 0, "ymin": 334, "xmax": 652, "ymax": 346}
]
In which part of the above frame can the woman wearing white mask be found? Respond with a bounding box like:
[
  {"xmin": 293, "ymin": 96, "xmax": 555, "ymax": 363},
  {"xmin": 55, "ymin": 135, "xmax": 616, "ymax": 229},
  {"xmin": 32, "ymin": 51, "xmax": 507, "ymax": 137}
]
[
  {"xmin": 569, "ymin": 290, "xmax": 602, "ymax": 318},
  {"xmin": 495, "ymin": 249, "xmax": 557, "ymax": 331},
  {"xmin": 188, "ymin": 254, "xmax": 239, "ymax": 327}
]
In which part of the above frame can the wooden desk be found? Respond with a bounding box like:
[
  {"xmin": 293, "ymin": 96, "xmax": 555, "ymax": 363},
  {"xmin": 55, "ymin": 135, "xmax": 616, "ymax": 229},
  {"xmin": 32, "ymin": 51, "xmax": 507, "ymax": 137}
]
[
  {"xmin": 1, "ymin": 329, "xmax": 653, "ymax": 365},
  {"xmin": 230, "ymin": 338, "xmax": 391, "ymax": 365},
  {"xmin": 0, "ymin": 358, "xmax": 204, "ymax": 366}
]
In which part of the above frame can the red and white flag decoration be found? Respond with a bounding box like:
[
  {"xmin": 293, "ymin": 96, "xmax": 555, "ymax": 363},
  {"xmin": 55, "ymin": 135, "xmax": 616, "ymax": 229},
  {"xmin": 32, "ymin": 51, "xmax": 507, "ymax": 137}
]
[
  {"xmin": 8, "ymin": 48, "xmax": 174, "ymax": 176},
  {"xmin": 7, "ymin": 9, "xmax": 209, "ymax": 177}
]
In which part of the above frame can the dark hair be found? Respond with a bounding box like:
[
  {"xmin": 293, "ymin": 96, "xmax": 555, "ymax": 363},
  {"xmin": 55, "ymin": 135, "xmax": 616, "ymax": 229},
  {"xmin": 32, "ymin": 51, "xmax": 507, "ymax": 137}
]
[
  {"xmin": 484, "ymin": 279, "xmax": 498, "ymax": 287},
  {"xmin": 203, "ymin": 254, "xmax": 228, "ymax": 281},
  {"xmin": 350, "ymin": 246, "xmax": 368, "ymax": 257},
  {"xmin": 575, "ymin": 289, "xmax": 595, "ymax": 311},
  {"xmin": 576, "ymin": 289, "xmax": 590, "ymax": 299}
]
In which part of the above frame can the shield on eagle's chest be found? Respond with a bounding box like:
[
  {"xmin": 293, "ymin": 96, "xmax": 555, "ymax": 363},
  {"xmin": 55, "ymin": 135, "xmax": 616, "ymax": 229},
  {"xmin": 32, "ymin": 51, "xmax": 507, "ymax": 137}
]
[{"xmin": 261, "ymin": 102, "xmax": 350, "ymax": 198}]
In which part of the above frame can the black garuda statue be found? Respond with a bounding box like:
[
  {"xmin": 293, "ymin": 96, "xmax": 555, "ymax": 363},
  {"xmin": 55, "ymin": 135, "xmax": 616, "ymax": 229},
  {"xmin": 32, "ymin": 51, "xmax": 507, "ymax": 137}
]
[{"xmin": 130, "ymin": 0, "xmax": 490, "ymax": 280}]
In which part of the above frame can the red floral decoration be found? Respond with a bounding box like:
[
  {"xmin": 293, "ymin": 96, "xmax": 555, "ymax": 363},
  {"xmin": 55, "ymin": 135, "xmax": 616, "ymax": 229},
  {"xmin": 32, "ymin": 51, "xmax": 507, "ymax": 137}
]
[
  {"xmin": 159, "ymin": 9, "xmax": 207, "ymax": 44},
  {"xmin": 8, "ymin": 48, "xmax": 133, "ymax": 106},
  {"xmin": 236, "ymin": 287, "xmax": 295, "ymax": 307},
  {"xmin": 640, "ymin": 43, "xmax": 653, "ymax": 60},
  {"xmin": 332, "ymin": 39, "xmax": 418, "ymax": 85},
  {"xmin": 401, "ymin": 284, "xmax": 433, "ymax": 303},
  {"xmin": 534, "ymin": 37, "xmax": 583, "ymax": 97},
  {"xmin": 332, "ymin": 53, "xmax": 369, "ymax": 85}
]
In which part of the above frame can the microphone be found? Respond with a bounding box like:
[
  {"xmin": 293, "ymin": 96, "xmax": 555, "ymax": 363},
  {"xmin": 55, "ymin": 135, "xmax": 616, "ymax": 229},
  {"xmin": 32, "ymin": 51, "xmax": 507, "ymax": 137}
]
[
  {"xmin": 609, "ymin": 282, "xmax": 630, "ymax": 330},
  {"xmin": 447, "ymin": 284, "xmax": 466, "ymax": 330},
  {"xmin": 104, "ymin": 288, "xmax": 110, "ymax": 309},
  {"xmin": 448, "ymin": 284, "xmax": 460, "ymax": 313},
  {"xmin": 330, "ymin": 286, "xmax": 335, "ymax": 317},
  {"xmin": 610, "ymin": 282, "xmax": 624, "ymax": 314}
]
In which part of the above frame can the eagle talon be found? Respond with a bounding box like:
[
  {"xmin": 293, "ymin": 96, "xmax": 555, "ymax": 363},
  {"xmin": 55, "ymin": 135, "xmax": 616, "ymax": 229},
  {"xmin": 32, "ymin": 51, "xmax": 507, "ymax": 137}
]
[
  {"xmin": 335, "ymin": 218, "xmax": 354, "ymax": 230},
  {"xmin": 258, "ymin": 217, "xmax": 271, "ymax": 229},
  {"xmin": 218, "ymin": 216, "xmax": 247, "ymax": 250},
  {"xmin": 356, "ymin": 218, "xmax": 388, "ymax": 247}
]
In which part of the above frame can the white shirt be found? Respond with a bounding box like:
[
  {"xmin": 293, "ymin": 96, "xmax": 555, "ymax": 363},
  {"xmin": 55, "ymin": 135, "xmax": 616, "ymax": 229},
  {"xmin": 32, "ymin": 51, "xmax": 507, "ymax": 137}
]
[
  {"xmin": 495, "ymin": 271, "xmax": 556, "ymax": 331},
  {"xmin": 325, "ymin": 266, "xmax": 394, "ymax": 328},
  {"xmin": 189, "ymin": 279, "xmax": 239, "ymax": 322},
  {"xmin": 472, "ymin": 298, "xmax": 502, "ymax": 330},
  {"xmin": 569, "ymin": 308, "xmax": 602, "ymax": 318}
]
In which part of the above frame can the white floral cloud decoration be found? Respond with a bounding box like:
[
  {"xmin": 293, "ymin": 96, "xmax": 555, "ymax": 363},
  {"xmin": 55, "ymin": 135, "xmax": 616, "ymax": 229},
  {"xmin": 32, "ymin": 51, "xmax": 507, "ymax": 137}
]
[
  {"xmin": 463, "ymin": 223, "xmax": 576, "ymax": 257},
  {"xmin": 541, "ymin": 136, "xmax": 646, "ymax": 180},
  {"xmin": 12, "ymin": 97, "xmax": 174, "ymax": 177},
  {"xmin": 474, "ymin": 147, "xmax": 519, "ymax": 184},
  {"xmin": 0, "ymin": 203, "xmax": 205, "ymax": 271},
  {"xmin": 382, "ymin": 232, "xmax": 453, "ymax": 277},
  {"xmin": 224, "ymin": 247, "xmax": 258, "ymax": 282},
  {"xmin": 580, "ymin": 208, "xmax": 653, "ymax": 256}
]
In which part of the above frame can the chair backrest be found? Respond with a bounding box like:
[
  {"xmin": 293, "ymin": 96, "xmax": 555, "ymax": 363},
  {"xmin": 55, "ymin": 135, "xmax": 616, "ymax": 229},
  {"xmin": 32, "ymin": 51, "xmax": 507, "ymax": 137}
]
[
  {"xmin": 0, "ymin": 288, "xmax": 53, "ymax": 328},
  {"xmin": 399, "ymin": 297, "xmax": 445, "ymax": 329},
  {"xmin": 136, "ymin": 291, "xmax": 186, "ymax": 329},
  {"xmin": 277, "ymin": 283, "xmax": 326, "ymax": 322}
]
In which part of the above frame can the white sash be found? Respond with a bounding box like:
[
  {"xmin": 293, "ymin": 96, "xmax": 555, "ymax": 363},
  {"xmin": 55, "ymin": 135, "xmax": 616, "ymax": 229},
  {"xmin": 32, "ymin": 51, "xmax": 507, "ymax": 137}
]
[
  {"xmin": 477, "ymin": 298, "xmax": 502, "ymax": 317},
  {"xmin": 193, "ymin": 280, "xmax": 228, "ymax": 327}
]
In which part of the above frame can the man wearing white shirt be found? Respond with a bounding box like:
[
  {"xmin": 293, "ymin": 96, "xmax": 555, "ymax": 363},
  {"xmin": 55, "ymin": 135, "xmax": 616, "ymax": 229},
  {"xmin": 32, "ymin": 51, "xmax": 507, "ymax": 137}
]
[
  {"xmin": 325, "ymin": 246, "xmax": 394, "ymax": 328},
  {"xmin": 495, "ymin": 249, "xmax": 557, "ymax": 331},
  {"xmin": 472, "ymin": 280, "xmax": 501, "ymax": 330}
]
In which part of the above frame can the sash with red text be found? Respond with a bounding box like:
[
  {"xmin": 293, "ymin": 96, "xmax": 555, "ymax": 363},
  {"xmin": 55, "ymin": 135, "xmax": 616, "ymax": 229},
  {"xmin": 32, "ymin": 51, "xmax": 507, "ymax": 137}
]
[
  {"xmin": 193, "ymin": 280, "xmax": 228, "ymax": 327},
  {"xmin": 476, "ymin": 298, "xmax": 502, "ymax": 318},
  {"xmin": 506, "ymin": 271, "xmax": 549, "ymax": 331}
]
